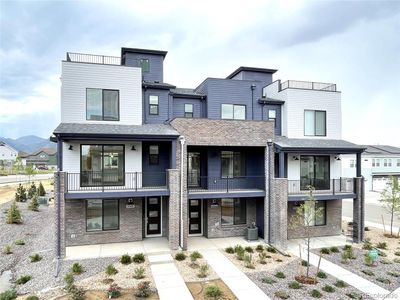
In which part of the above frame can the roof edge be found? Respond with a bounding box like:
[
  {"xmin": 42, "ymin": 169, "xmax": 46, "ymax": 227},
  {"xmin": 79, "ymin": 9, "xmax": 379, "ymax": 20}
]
[
  {"xmin": 226, "ymin": 66, "xmax": 278, "ymax": 79},
  {"xmin": 121, "ymin": 47, "xmax": 168, "ymax": 58}
]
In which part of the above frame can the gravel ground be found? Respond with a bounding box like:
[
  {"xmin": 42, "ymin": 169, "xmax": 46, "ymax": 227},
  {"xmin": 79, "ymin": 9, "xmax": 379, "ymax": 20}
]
[
  {"xmin": 247, "ymin": 259, "xmax": 374, "ymax": 300},
  {"xmin": 173, "ymin": 251, "xmax": 219, "ymax": 282}
]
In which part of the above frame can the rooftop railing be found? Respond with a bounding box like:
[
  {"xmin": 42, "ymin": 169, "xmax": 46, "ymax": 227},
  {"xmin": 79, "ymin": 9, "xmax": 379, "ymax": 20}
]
[
  {"xmin": 280, "ymin": 80, "xmax": 337, "ymax": 92},
  {"xmin": 66, "ymin": 52, "xmax": 121, "ymax": 65}
]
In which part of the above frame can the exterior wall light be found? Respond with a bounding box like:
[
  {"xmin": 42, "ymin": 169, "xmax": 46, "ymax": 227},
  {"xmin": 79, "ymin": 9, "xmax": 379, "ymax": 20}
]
[
  {"xmin": 68, "ymin": 145, "xmax": 73, "ymax": 151},
  {"xmin": 131, "ymin": 145, "xmax": 136, "ymax": 151},
  {"xmin": 293, "ymin": 156, "xmax": 299, "ymax": 161},
  {"xmin": 335, "ymin": 156, "xmax": 341, "ymax": 161}
]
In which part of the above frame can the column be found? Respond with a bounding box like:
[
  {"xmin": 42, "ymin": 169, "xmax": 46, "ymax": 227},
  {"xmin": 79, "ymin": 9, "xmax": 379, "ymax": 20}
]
[
  {"xmin": 54, "ymin": 171, "xmax": 66, "ymax": 258},
  {"xmin": 270, "ymin": 178, "xmax": 288, "ymax": 250},
  {"xmin": 167, "ymin": 169, "xmax": 180, "ymax": 250},
  {"xmin": 353, "ymin": 177, "xmax": 365, "ymax": 243}
]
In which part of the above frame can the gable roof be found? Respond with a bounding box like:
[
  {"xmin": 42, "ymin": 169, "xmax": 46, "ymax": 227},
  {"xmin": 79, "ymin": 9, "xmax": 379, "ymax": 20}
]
[
  {"xmin": 226, "ymin": 66, "xmax": 278, "ymax": 79},
  {"xmin": 0, "ymin": 141, "xmax": 18, "ymax": 152},
  {"xmin": 363, "ymin": 145, "xmax": 400, "ymax": 155}
]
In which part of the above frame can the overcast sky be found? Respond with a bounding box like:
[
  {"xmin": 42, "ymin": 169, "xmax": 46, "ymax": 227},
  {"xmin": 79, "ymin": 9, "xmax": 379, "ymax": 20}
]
[{"xmin": 0, "ymin": 0, "xmax": 399, "ymax": 146}]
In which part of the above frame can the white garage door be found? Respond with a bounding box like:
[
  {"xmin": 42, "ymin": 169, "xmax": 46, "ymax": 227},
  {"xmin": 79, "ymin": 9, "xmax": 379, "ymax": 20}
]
[{"xmin": 372, "ymin": 177, "xmax": 388, "ymax": 191}]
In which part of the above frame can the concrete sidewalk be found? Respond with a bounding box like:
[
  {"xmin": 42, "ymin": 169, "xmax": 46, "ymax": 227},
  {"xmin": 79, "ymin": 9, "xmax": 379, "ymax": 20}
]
[{"xmin": 202, "ymin": 249, "xmax": 270, "ymax": 300}]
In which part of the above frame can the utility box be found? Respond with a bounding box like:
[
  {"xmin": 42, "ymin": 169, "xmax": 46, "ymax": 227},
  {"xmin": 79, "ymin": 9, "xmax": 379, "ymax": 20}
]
[{"xmin": 246, "ymin": 227, "xmax": 258, "ymax": 241}]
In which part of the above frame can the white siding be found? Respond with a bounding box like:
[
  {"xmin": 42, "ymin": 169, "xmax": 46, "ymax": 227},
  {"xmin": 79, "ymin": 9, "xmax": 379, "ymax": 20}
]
[
  {"xmin": 0, "ymin": 144, "xmax": 18, "ymax": 161},
  {"xmin": 61, "ymin": 62, "xmax": 142, "ymax": 125}
]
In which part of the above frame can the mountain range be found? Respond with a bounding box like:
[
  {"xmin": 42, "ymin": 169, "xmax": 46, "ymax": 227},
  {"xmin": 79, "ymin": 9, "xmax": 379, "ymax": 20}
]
[{"xmin": 0, "ymin": 135, "xmax": 56, "ymax": 154}]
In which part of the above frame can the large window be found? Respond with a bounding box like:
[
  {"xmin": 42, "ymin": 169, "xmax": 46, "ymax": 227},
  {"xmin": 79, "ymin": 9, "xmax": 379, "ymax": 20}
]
[
  {"xmin": 140, "ymin": 59, "xmax": 150, "ymax": 72},
  {"xmin": 81, "ymin": 145, "xmax": 124, "ymax": 186},
  {"xmin": 221, "ymin": 104, "xmax": 246, "ymax": 120},
  {"xmin": 304, "ymin": 201, "xmax": 326, "ymax": 226},
  {"xmin": 300, "ymin": 156, "xmax": 330, "ymax": 190},
  {"xmin": 221, "ymin": 198, "xmax": 246, "ymax": 225},
  {"xmin": 149, "ymin": 95, "xmax": 159, "ymax": 115},
  {"xmin": 304, "ymin": 110, "xmax": 326, "ymax": 136},
  {"xmin": 184, "ymin": 104, "xmax": 194, "ymax": 118},
  {"xmin": 86, "ymin": 199, "xmax": 119, "ymax": 231},
  {"xmin": 149, "ymin": 145, "xmax": 159, "ymax": 165},
  {"xmin": 86, "ymin": 89, "xmax": 119, "ymax": 121},
  {"xmin": 221, "ymin": 151, "xmax": 245, "ymax": 178}
]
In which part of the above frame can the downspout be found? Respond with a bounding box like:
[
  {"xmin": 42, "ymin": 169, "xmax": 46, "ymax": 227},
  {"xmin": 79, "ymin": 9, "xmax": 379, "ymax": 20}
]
[
  {"xmin": 267, "ymin": 139, "xmax": 273, "ymax": 244},
  {"xmin": 178, "ymin": 136, "xmax": 186, "ymax": 248},
  {"xmin": 251, "ymin": 84, "xmax": 256, "ymax": 120},
  {"xmin": 55, "ymin": 135, "xmax": 62, "ymax": 277}
]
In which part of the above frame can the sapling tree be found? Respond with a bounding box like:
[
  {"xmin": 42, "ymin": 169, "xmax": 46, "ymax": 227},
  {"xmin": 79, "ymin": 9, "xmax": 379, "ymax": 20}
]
[
  {"xmin": 25, "ymin": 163, "xmax": 36, "ymax": 183},
  {"xmin": 380, "ymin": 176, "xmax": 400, "ymax": 237}
]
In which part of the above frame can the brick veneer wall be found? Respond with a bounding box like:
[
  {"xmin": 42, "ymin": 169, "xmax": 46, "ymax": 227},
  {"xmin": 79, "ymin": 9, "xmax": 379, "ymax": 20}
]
[
  {"xmin": 270, "ymin": 178, "xmax": 288, "ymax": 249},
  {"xmin": 167, "ymin": 169, "xmax": 180, "ymax": 249},
  {"xmin": 54, "ymin": 171, "xmax": 66, "ymax": 257},
  {"xmin": 353, "ymin": 177, "xmax": 365, "ymax": 242}
]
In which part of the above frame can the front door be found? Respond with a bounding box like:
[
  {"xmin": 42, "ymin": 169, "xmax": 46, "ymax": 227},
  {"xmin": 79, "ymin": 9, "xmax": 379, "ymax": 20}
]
[
  {"xmin": 188, "ymin": 152, "xmax": 201, "ymax": 187},
  {"xmin": 189, "ymin": 199, "xmax": 202, "ymax": 235},
  {"xmin": 146, "ymin": 197, "xmax": 161, "ymax": 236}
]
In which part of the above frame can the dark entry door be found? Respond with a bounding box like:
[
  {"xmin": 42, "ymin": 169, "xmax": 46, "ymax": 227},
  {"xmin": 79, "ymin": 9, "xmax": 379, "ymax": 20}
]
[
  {"xmin": 189, "ymin": 199, "xmax": 202, "ymax": 234},
  {"xmin": 146, "ymin": 197, "xmax": 161, "ymax": 236}
]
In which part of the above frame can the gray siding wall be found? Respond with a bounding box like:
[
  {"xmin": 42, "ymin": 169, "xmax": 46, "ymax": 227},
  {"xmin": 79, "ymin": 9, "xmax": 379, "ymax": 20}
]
[
  {"xmin": 172, "ymin": 97, "xmax": 202, "ymax": 118},
  {"xmin": 262, "ymin": 104, "xmax": 282, "ymax": 135},
  {"xmin": 143, "ymin": 88, "xmax": 170, "ymax": 124},
  {"xmin": 240, "ymin": 71, "xmax": 273, "ymax": 82},
  {"xmin": 123, "ymin": 52, "xmax": 164, "ymax": 82},
  {"xmin": 142, "ymin": 141, "xmax": 171, "ymax": 186}
]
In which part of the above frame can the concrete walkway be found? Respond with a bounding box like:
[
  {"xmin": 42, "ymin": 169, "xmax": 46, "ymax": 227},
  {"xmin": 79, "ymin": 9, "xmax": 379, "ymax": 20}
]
[
  {"xmin": 202, "ymin": 249, "xmax": 270, "ymax": 300},
  {"xmin": 148, "ymin": 253, "xmax": 193, "ymax": 300}
]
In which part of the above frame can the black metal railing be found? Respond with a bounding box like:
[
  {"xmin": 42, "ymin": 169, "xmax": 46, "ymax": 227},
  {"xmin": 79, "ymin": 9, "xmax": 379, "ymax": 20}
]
[
  {"xmin": 188, "ymin": 175, "xmax": 265, "ymax": 193},
  {"xmin": 66, "ymin": 172, "xmax": 168, "ymax": 192},
  {"xmin": 280, "ymin": 80, "xmax": 336, "ymax": 92},
  {"xmin": 66, "ymin": 52, "xmax": 121, "ymax": 65},
  {"xmin": 288, "ymin": 178, "xmax": 354, "ymax": 195}
]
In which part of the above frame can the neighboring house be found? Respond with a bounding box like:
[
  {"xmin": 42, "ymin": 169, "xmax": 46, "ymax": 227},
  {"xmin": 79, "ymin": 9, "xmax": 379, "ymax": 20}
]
[
  {"xmin": 0, "ymin": 141, "xmax": 18, "ymax": 167},
  {"xmin": 52, "ymin": 48, "xmax": 365, "ymax": 257},
  {"xmin": 342, "ymin": 145, "xmax": 400, "ymax": 191},
  {"xmin": 20, "ymin": 148, "xmax": 57, "ymax": 169}
]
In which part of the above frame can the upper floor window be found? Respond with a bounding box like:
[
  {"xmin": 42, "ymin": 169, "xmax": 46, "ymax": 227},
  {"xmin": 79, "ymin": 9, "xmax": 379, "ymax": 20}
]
[
  {"xmin": 304, "ymin": 110, "xmax": 326, "ymax": 136},
  {"xmin": 149, "ymin": 95, "xmax": 159, "ymax": 115},
  {"xmin": 388, "ymin": 159, "xmax": 392, "ymax": 167},
  {"xmin": 221, "ymin": 104, "xmax": 246, "ymax": 120},
  {"xmin": 350, "ymin": 159, "xmax": 355, "ymax": 168},
  {"xmin": 140, "ymin": 59, "xmax": 150, "ymax": 73},
  {"xmin": 397, "ymin": 159, "xmax": 400, "ymax": 167},
  {"xmin": 87, "ymin": 89, "xmax": 119, "ymax": 121},
  {"xmin": 268, "ymin": 109, "xmax": 277, "ymax": 127},
  {"xmin": 149, "ymin": 145, "xmax": 159, "ymax": 165},
  {"xmin": 184, "ymin": 104, "xmax": 193, "ymax": 118},
  {"xmin": 221, "ymin": 151, "xmax": 245, "ymax": 178},
  {"xmin": 372, "ymin": 158, "xmax": 380, "ymax": 167}
]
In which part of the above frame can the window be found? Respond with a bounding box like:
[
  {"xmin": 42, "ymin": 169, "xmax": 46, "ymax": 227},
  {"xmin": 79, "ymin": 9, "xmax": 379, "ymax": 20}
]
[
  {"xmin": 300, "ymin": 156, "xmax": 330, "ymax": 190},
  {"xmin": 149, "ymin": 145, "xmax": 159, "ymax": 165},
  {"xmin": 372, "ymin": 158, "xmax": 380, "ymax": 167},
  {"xmin": 350, "ymin": 159, "xmax": 355, "ymax": 168},
  {"xmin": 221, "ymin": 151, "xmax": 245, "ymax": 178},
  {"xmin": 268, "ymin": 109, "xmax": 277, "ymax": 127},
  {"xmin": 384, "ymin": 159, "xmax": 388, "ymax": 167},
  {"xmin": 397, "ymin": 159, "xmax": 400, "ymax": 167},
  {"xmin": 184, "ymin": 104, "xmax": 193, "ymax": 118},
  {"xmin": 86, "ymin": 89, "xmax": 119, "ymax": 121},
  {"xmin": 86, "ymin": 199, "xmax": 119, "ymax": 231},
  {"xmin": 388, "ymin": 159, "xmax": 392, "ymax": 167},
  {"xmin": 221, "ymin": 104, "xmax": 246, "ymax": 120},
  {"xmin": 221, "ymin": 198, "xmax": 246, "ymax": 225},
  {"xmin": 304, "ymin": 110, "xmax": 326, "ymax": 136},
  {"xmin": 149, "ymin": 95, "xmax": 159, "ymax": 115},
  {"xmin": 304, "ymin": 201, "xmax": 326, "ymax": 226},
  {"xmin": 140, "ymin": 59, "xmax": 150, "ymax": 72},
  {"xmin": 81, "ymin": 145, "xmax": 124, "ymax": 186}
]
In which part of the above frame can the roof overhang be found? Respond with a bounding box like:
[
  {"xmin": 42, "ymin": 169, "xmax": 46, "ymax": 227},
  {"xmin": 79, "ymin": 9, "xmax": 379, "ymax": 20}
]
[
  {"xmin": 258, "ymin": 98, "xmax": 285, "ymax": 105},
  {"xmin": 121, "ymin": 47, "xmax": 168, "ymax": 58},
  {"xmin": 226, "ymin": 66, "xmax": 278, "ymax": 79}
]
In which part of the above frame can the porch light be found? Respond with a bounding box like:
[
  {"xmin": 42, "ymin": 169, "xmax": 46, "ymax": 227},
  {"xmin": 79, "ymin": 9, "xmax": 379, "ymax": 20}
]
[
  {"xmin": 335, "ymin": 156, "xmax": 341, "ymax": 161},
  {"xmin": 68, "ymin": 145, "xmax": 73, "ymax": 151},
  {"xmin": 131, "ymin": 145, "xmax": 136, "ymax": 151},
  {"xmin": 292, "ymin": 156, "xmax": 299, "ymax": 161}
]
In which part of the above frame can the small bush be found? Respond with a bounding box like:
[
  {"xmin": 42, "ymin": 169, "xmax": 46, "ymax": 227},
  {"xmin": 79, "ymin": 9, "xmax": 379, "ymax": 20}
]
[
  {"xmin": 28, "ymin": 194, "xmax": 40, "ymax": 211},
  {"xmin": 68, "ymin": 285, "xmax": 85, "ymax": 300},
  {"xmin": 364, "ymin": 255, "xmax": 373, "ymax": 266},
  {"xmin": 381, "ymin": 258, "xmax": 392, "ymax": 264},
  {"xmin": 347, "ymin": 221, "xmax": 354, "ymax": 226},
  {"xmin": 235, "ymin": 247, "xmax": 245, "ymax": 261},
  {"xmin": 15, "ymin": 239, "xmax": 25, "ymax": 246},
  {"xmin": 64, "ymin": 272, "xmax": 74, "ymax": 289},
  {"xmin": 245, "ymin": 246, "xmax": 254, "ymax": 253},
  {"xmin": 197, "ymin": 263, "xmax": 209, "ymax": 278},
  {"xmin": 342, "ymin": 248, "xmax": 355, "ymax": 262},
  {"xmin": 394, "ymin": 251, "xmax": 400, "ymax": 256},
  {"xmin": 15, "ymin": 184, "xmax": 27, "ymax": 202},
  {"xmin": 387, "ymin": 271, "xmax": 400, "ymax": 277},
  {"xmin": 394, "ymin": 258, "xmax": 400, "ymax": 263},
  {"xmin": 343, "ymin": 244, "xmax": 352, "ymax": 251},
  {"xmin": 255, "ymin": 244, "xmax": 264, "ymax": 252},
  {"xmin": 38, "ymin": 182, "xmax": 46, "ymax": 196},
  {"xmin": 376, "ymin": 242, "xmax": 388, "ymax": 250},
  {"xmin": 0, "ymin": 290, "xmax": 17, "ymax": 300},
  {"xmin": 105, "ymin": 264, "xmax": 118, "ymax": 276},
  {"xmin": 120, "ymin": 254, "xmax": 132, "ymax": 264},
  {"xmin": 26, "ymin": 296, "xmax": 39, "ymax": 300},
  {"xmin": 346, "ymin": 292, "xmax": 362, "ymax": 299},
  {"xmin": 133, "ymin": 266, "xmax": 146, "ymax": 279},
  {"xmin": 362, "ymin": 241, "xmax": 373, "ymax": 250},
  {"xmin": 27, "ymin": 182, "xmax": 37, "ymax": 199},
  {"xmin": 362, "ymin": 269, "xmax": 375, "ymax": 276},
  {"xmin": 274, "ymin": 290, "xmax": 289, "ymax": 299},
  {"xmin": 135, "ymin": 281, "xmax": 152, "ymax": 298},
  {"xmin": 175, "ymin": 251, "xmax": 186, "ymax": 261},
  {"xmin": 317, "ymin": 271, "xmax": 327, "ymax": 279},
  {"xmin": 329, "ymin": 246, "xmax": 339, "ymax": 253},
  {"xmin": 276, "ymin": 258, "xmax": 283, "ymax": 262},
  {"xmin": 244, "ymin": 253, "xmax": 255, "ymax": 269},
  {"xmin": 258, "ymin": 252, "xmax": 267, "ymax": 264},
  {"xmin": 310, "ymin": 289, "xmax": 322, "ymax": 298},
  {"xmin": 320, "ymin": 247, "xmax": 330, "ymax": 255},
  {"xmin": 190, "ymin": 251, "xmax": 202, "ymax": 261},
  {"xmin": 301, "ymin": 260, "xmax": 309, "ymax": 266},
  {"xmin": 364, "ymin": 226, "xmax": 370, "ymax": 231},
  {"xmin": 261, "ymin": 277, "xmax": 276, "ymax": 284},
  {"xmin": 376, "ymin": 277, "xmax": 391, "ymax": 284},
  {"xmin": 288, "ymin": 281, "xmax": 301, "ymax": 289},
  {"xmin": 234, "ymin": 244, "xmax": 244, "ymax": 253},
  {"xmin": 107, "ymin": 283, "xmax": 121, "ymax": 299},
  {"xmin": 225, "ymin": 246, "xmax": 234, "ymax": 254},
  {"xmin": 3, "ymin": 245, "xmax": 12, "ymax": 255},
  {"xmin": 29, "ymin": 253, "xmax": 42, "ymax": 263},
  {"xmin": 71, "ymin": 262, "xmax": 83, "ymax": 274},
  {"xmin": 266, "ymin": 246, "xmax": 277, "ymax": 253},
  {"xmin": 274, "ymin": 271, "xmax": 285, "ymax": 279},
  {"xmin": 334, "ymin": 280, "xmax": 348, "ymax": 288},
  {"xmin": 132, "ymin": 253, "xmax": 145, "ymax": 263},
  {"xmin": 322, "ymin": 284, "xmax": 335, "ymax": 293},
  {"xmin": 15, "ymin": 275, "xmax": 32, "ymax": 285},
  {"xmin": 205, "ymin": 285, "xmax": 222, "ymax": 298},
  {"xmin": 6, "ymin": 201, "xmax": 22, "ymax": 224}
]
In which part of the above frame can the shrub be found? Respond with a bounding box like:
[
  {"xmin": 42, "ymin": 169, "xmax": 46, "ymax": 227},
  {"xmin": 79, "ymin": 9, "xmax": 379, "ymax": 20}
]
[
  {"xmin": 38, "ymin": 182, "xmax": 46, "ymax": 196},
  {"xmin": 245, "ymin": 246, "xmax": 254, "ymax": 253},
  {"xmin": 376, "ymin": 242, "xmax": 388, "ymax": 250},
  {"xmin": 134, "ymin": 281, "xmax": 152, "ymax": 298},
  {"xmin": 334, "ymin": 280, "xmax": 348, "ymax": 288},
  {"xmin": 15, "ymin": 239, "xmax": 25, "ymax": 246},
  {"xmin": 255, "ymin": 244, "xmax": 264, "ymax": 252},
  {"xmin": 69, "ymin": 285, "xmax": 85, "ymax": 300},
  {"xmin": 27, "ymin": 182, "xmax": 37, "ymax": 199},
  {"xmin": 394, "ymin": 258, "xmax": 400, "ymax": 263},
  {"xmin": 132, "ymin": 253, "xmax": 145, "ymax": 263},
  {"xmin": 266, "ymin": 246, "xmax": 277, "ymax": 253},
  {"xmin": 235, "ymin": 247, "xmax": 245, "ymax": 261},
  {"xmin": 320, "ymin": 247, "xmax": 330, "ymax": 255},
  {"xmin": 205, "ymin": 285, "xmax": 222, "ymax": 298},
  {"xmin": 394, "ymin": 251, "xmax": 400, "ymax": 256},
  {"xmin": 378, "ymin": 250, "xmax": 387, "ymax": 257},
  {"xmin": 15, "ymin": 275, "xmax": 32, "ymax": 285},
  {"xmin": 234, "ymin": 245, "xmax": 244, "ymax": 253},
  {"xmin": 381, "ymin": 258, "xmax": 392, "ymax": 264},
  {"xmin": 244, "ymin": 253, "xmax": 255, "ymax": 269},
  {"xmin": 301, "ymin": 260, "xmax": 309, "ymax": 266},
  {"xmin": 71, "ymin": 262, "xmax": 83, "ymax": 274},
  {"xmin": 310, "ymin": 289, "xmax": 322, "ymax": 298},
  {"xmin": 258, "ymin": 252, "xmax": 267, "ymax": 264},
  {"xmin": 274, "ymin": 271, "xmax": 285, "ymax": 279},
  {"xmin": 0, "ymin": 290, "xmax": 17, "ymax": 300},
  {"xmin": 197, "ymin": 264, "xmax": 209, "ymax": 278},
  {"xmin": 347, "ymin": 221, "xmax": 354, "ymax": 226},
  {"xmin": 26, "ymin": 296, "xmax": 39, "ymax": 300},
  {"xmin": 175, "ymin": 251, "xmax": 186, "ymax": 261},
  {"xmin": 364, "ymin": 226, "xmax": 370, "ymax": 231},
  {"xmin": 288, "ymin": 281, "xmax": 301, "ymax": 289},
  {"xmin": 346, "ymin": 292, "xmax": 362, "ymax": 299},
  {"xmin": 362, "ymin": 269, "xmax": 374, "ymax": 276},
  {"xmin": 105, "ymin": 264, "xmax": 118, "ymax": 276},
  {"xmin": 364, "ymin": 255, "xmax": 373, "ymax": 266},
  {"xmin": 261, "ymin": 277, "xmax": 276, "ymax": 284},
  {"xmin": 133, "ymin": 266, "xmax": 146, "ymax": 279},
  {"xmin": 376, "ymin": 277, "xmax": 391, "ymax": 284},
  {"xmin": 190, "ymin": 251, "xmax": 202, "ymax": 261},
  {"xmin": 15, "ymin": 184, "xmax": 27, "ymax": 202},
  {"xmin": 6, "ymin": 201, "xmax": 22, "ymax": 224},
  {"xmin": 387, "ymin": 271, "xmax": 400, "ymax": 277},
  {"xmin": 64, "ymin": 272, "xmax": 74, "ymax": 289},
  {"xmin": 28, "ymin": 194, "xmax": 39, "ymax": 211},
  {"xmin": 276, "ymin": 258, "xmax": 283, "ymax": 262},
  {"xmin": 343, "ymin": 244, "xmax": 352, "ymax": 251},
  {"xmin": 329, "ymin": 246, "xmax": 339, "ymax": 253},
  {"xmin": 341, "ymin": 248, "xmax": 355, "ymax": 262},
  {"xmin": 317, "ymin": 271, "xmax": 327, "ymax": 279},
  {"xmin": 107, "ymin": 283, "xmax": 121, "ymax": 298},
  {"xmin": 120, "ymin": 254, "xmax": 132, "ymax": 264},
  {"xmin": 362, "ymin": 241, "xmax": 373, "ymax": 250},
  {"xmin": 30, "ymin": 253, "xmax": 42, "ymax": 263},
  {"xmin": 322, "ymin": 284, "xmax": 335, "ymax": 293},
  {"xmin": 3, "ymin": 245, "xmax": 12, "ymax": 255},
  {"xmin": 274, "ymin": 291, "xmax": 289, "ymax": 299},
  {"xmin": 225, "ymin": 246, "xmax": 234, "ymax": 254}
]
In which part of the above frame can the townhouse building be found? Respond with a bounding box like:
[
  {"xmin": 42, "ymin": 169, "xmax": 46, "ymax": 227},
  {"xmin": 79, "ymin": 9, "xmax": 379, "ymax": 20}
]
[
  {"xmin": 0, "ymin": 141, "xmax": 18, "ymax": 167},
  {"xmin": 53, "ymin": 47, "xmax": 365, "ymax": 257}
]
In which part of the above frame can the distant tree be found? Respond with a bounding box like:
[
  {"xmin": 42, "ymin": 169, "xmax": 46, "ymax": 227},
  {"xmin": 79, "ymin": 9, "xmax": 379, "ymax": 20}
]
[
  {"xmin": 25, "ymin": 163, "xmax": 36, "ymax": 183},
  {"xmin": 380, "ymin": 176, "xmax": 400, "ymax": 237},
  {"xmin": 27, "ymin": 182, "xmax": 37, "ymax": 199},
  {"xmin": 6, "ymin": 201, "xmax": 22, "ymax": 224},
  {"xmin": 38, "ymin": 182, "xmax": 46, "ymax": 196},
  {"xmin": 13, "ymin": 156, "xmax": 23, "ymax": 172}
]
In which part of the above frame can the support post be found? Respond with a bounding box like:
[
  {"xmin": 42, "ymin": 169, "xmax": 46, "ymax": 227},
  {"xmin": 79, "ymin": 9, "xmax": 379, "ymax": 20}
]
[
  {"xmin": 356, "ymin": 152, "xmax": 362, "ymax": 177},
  {"xmin": 278, "ymin": 151, "xmax": 285, "ymax": 178},
  {"xmin": 352, "ymin": 177, "xmax": 365, "ymax": 243}
]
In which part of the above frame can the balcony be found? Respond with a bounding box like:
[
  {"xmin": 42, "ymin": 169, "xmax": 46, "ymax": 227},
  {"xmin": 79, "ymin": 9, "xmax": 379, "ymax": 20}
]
[
  {"xmin": 188, "ymin": 175, "xmax": 265, "ymax": 194},
  {"xmin": 280, "ymin": 80, "xmax": 337, "ymax": 92},
  {"xmin": 288, "ymin": 178, "xmax": 354, "ymax": 197},
  {"xmin": 66, "ymin": 52, "xmax": 121, "ymax": 66}
]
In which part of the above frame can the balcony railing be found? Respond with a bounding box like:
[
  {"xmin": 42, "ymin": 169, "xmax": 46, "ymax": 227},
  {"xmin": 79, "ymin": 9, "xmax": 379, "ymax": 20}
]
[
  {"xmin": 188, "ymin": 175, "xmax": 265, "ymax": 193},
  {"xmin": 288, "ymin": 178, "xmax": 354, "ymax": 195},
  {"xmin": 280, "ymin": 80, "xmax": 337, "ymax": 92},
  {"xmin": 66, "ymin": 52, "xmax": 121, "ymax": 65},
  {"xmin": 66, "ymin": 172, "xmax": 167, "ymax": 192}
]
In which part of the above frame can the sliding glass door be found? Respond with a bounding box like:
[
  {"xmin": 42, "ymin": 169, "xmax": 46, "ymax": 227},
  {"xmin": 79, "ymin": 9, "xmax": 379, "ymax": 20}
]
[{"xmin": 300, "ymin": 156, "xmax": 330, "ymax": 190}]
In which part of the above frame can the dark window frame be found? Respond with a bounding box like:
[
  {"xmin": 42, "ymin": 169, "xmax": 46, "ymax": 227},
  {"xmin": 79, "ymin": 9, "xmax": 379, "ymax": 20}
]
[
  {"xmin": 268, "ymin": 109, "xmax": 277, "ymax": 128},
  {"xmin": 149, "ymin": 145, "xmax": 160, "ymax": 165},
  {"xmin": 221, "ymin": 104, "xmax": 246, "ymax": 120},
  {"xmin": 221, "ymin": 151, "xmax": 246, "ymax": 178},
  {"xmin": 304, "ymin": 200, "xmax": 327, "ymax": 227},
  {"xmin": 300, "ymin": 155, "xmax": 330, "ymax": 190},
  {"xmin": 184, "ymin": 103, "xmax": 194, "ymax": 118},
  {"xmin": 140, "ymin": 58, "xmax": 150, "ymax": 73},
  {"xmin": 86, "ymin": 199, "xmax": 120, "ymax": 232},
  {"xmin": 304, "ymin": 110, "xmax": 326, "ymax": 137},
  {"xmin": 149, "ymin": 95, "xmax": 159, "ymax": 115},
  {"xmin": 86, "ymin": 88, "xmax": 120, "ymax": 121},
  {"xmin": 221, "ymin": 198, "xmax": 247, "ymax": 226}
]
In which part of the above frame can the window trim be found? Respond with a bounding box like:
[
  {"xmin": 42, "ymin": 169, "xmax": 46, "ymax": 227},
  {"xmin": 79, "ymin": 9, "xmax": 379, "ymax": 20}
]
[
  {"xmin": 221, "ymin": 198, "xmax": 247, "ymax": 226},
  {"xmin": 149, "ymin": 95, "xmax": 159, "ymax": 115},
  {"xmin": 86, "ymin": 88, "xmax": 120, "ymax": 121},
  {"xmin": 86, "ymin": 199, "xmax": 120, "ymax": 232},
  {"xmin": 184, "ymin": 103, "xmax": 194, "ymax": 118},
  {"xmin": 221, "ymin": 104, "xmax": 246, "ymax": 120},
  {"xmin": 149, "ymin": 145, "xmax": 160, "ymax": 165},
  {"xmin": 304, "ymin": 110, "xmax": 326, "ymax": 137},
  {"xmin": 268, "ymin": 109, "xmax": 277, "ymax": 128}
]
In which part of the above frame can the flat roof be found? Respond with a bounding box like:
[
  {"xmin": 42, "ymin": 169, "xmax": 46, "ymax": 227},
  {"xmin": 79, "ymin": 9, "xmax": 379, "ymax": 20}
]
[
  {"xmin": 226, "ymin": 66, "xmax": 278, "ymax": 79},
  {"xmin": 121, "ymin": 47, "xmax": 168, "ymax": 58}
]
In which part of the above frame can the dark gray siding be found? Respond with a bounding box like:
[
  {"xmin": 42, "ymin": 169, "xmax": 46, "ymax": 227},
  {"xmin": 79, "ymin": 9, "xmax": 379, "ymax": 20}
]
[
  {"xmin": 240, "ymin": 71, "xmax": 273, "ymax": 82},
  {"xmin": 262, "ymin": 104, "xmax": 282, "ymax": 136},
  {"xmin": 172, "ymin": 98, "xmax": 202, "ymax": 118},
  {"xmin": 124, "ymin": 53, "xmax": 164, "ymax": 82},
  {"xmin": 143, "ymin": 88, "xmax": 170, "ymax": 124},
  {"xmin": 142, "ymin": 141, "xmax": 171, "ymax": 186}
]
